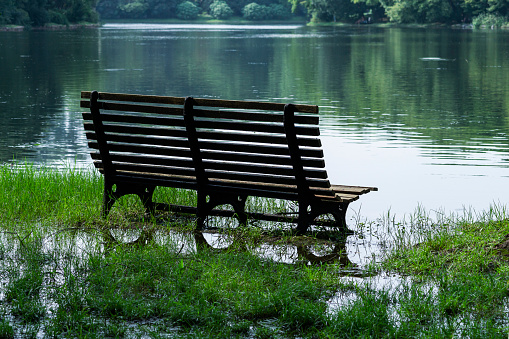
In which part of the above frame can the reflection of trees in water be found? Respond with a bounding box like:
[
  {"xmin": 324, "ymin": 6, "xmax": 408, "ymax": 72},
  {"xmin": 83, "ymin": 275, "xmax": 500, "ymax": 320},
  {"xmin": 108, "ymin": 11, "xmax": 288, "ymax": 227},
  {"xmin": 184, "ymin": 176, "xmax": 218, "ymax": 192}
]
[
  {"xmin": 3, "ymin": 28, "xmax": 509, "ymax": 165},
  {"xmin": 0, "ymin": 30, "xmax": 99, "ymax": 163}
]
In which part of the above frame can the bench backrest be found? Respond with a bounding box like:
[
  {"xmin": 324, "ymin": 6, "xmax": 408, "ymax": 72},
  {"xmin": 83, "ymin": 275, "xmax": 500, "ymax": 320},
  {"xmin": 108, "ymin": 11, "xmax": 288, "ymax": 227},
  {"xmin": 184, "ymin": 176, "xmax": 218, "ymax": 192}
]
[{"xmin": 80, "ymin": 91, "xmax": 335, "ymax": 200}]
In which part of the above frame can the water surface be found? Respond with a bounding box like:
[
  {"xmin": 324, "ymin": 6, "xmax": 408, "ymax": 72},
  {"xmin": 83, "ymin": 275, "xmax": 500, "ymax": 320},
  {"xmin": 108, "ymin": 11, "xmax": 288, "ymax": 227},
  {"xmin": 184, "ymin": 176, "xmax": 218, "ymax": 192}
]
[{"xmin": 0, "ymin": 24, "xmax": 508, "ymax": 220}]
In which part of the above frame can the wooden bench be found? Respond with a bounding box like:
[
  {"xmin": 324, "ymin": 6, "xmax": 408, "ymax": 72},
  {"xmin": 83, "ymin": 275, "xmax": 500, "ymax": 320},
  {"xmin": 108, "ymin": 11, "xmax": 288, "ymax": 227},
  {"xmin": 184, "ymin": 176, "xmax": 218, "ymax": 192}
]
[{"xmin": 80, "ymin": 91, "xmax": 377, "ymax": 234}]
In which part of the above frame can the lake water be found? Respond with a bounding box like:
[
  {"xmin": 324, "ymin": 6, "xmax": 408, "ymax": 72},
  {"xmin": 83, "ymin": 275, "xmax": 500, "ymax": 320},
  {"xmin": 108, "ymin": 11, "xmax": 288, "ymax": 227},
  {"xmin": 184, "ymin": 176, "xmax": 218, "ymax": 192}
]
[{"xmin": 1, "ymin": 23, "xmax": 508, "ymax": 222}]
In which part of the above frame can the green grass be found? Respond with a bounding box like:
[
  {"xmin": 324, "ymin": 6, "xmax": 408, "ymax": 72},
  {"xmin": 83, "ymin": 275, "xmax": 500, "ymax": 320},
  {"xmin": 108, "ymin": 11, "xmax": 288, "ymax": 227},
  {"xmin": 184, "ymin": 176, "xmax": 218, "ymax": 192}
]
[
  {"xmin": 382, "ymin": 205, "xmax": 509, "ymax": 279},
  {"xmin": 1, "ymin": 164, "xmax": 509, "ymax": 337},
  {"xmin": 378, "ymin": 206, "xmax": 509, "ymax": 337},
  {"xmin": 0, "ymin": 163, "xmax": 103, "ymax": 225}
]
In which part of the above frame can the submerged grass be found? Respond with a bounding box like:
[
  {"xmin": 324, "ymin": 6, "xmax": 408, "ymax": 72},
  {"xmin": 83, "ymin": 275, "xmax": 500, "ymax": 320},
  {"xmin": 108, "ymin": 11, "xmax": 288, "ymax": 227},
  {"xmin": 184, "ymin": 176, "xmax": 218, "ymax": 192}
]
[
  {"xmin": 379, "ymin": 206, "xmax": 509, "ymax": 337},
  {"xmin": 0, "ymin": 164, "xmax": 509, "ymax": 337}
]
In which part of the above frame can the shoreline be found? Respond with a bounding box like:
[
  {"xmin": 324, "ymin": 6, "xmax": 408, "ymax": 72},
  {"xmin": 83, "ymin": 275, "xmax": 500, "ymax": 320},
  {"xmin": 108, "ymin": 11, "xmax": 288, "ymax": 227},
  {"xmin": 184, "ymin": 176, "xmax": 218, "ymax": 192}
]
[
  {"xmin": 2, "ymin": 20, "xmax": 509, "ymax": 31},
  {"xmin": 0, "ymin": 23, "xmax": 100, "ymax": 32}
]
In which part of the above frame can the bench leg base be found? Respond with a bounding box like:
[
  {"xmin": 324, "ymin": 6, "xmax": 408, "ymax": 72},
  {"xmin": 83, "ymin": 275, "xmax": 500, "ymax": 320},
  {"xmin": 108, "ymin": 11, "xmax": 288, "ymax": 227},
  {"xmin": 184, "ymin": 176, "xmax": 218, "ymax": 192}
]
[
  {"xmin": 196, "ymin": 192, "xmax": 248, "ymax": 229},
  {"xmin": 295, "ymin": 200, "xmax": 350, "ymax": 235},
  {"xmin": 102, "ymin": 180, "xmax": 156, "ymax": 218},
  {"xmin": 101, "ymin": 181, "xmax": 351, "ymax": 236}
]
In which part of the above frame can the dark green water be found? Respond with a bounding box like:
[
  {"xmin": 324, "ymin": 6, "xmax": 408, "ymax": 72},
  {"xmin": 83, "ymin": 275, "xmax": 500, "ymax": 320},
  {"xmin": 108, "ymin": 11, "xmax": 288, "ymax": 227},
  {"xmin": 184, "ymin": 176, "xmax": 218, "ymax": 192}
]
[{"xmin": 1, "ymin": 24, "xmax": 508, "ymax": 218}]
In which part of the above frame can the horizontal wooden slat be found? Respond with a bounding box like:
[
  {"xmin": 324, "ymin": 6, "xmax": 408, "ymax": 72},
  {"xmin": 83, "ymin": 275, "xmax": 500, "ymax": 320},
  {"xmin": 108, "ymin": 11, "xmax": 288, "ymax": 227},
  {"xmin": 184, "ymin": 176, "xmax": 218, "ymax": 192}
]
[
  {"xmin": 107, "ymin": 134, "xmax": 322, "ymax": 158},
  {"xmin": 192, "ymin": 98, "xmax": 318, "ymax": 114},
  {"xmin": 200, "ymin": 151, "xmax": 325, "ymax": 168},
  {"xmin": 91, "ymin": 166, "xmax": 340, "ymax": 202},
  {"xmin": 88, "ymin": 142, "xmax": 325, "ymax": 169},
  {"xmin": 85, "ymin": 131, "xmax": 323, "ymax": 158},
  {"xmin": 205, "ymin": 170, "xmax": 332, "ymax": 188},
  {"xmin": 113, "ymin": 172, "xmax": 198, "ymax": 191},
  {"xmin": 81, "ymin": 91, "xmax": 318, "ymax": 114},
  {"xmin": 91, "ymin": 163, "xmax": 332, "ymax": 201},
  {"xmin": 94, "ymin": 158, "xmax": 329, "ymax": 188},
  {"xmin": 90, "ymin": 153, "xmax": 328, "ymax": 180},
  {"xmin": 90, "ymin": 153, "xmax": 195, "ymax": 171},
  {"xmin": 205, "ymin": 179, "xmax": 334, "ymax": 198},
  {"xmin": 334, "ymin": 193, "xmax": 360, "ymax": 201},
  {"xmin": 83, "ymin": 124, "xmax": 323, "ymax": 148},
  {"xmin": 194, "ymin": 119, "xmax": 319, "ymax": 136},
  {"xmin": 82, "ymin": 100, "xmax": 318, "ymax": 125},
  {"xmin": 88, "ymin": 142, "xmax": 192, "ymax": 159},
  {"xmin": 82, "ymin": 91, "xmax": 185, "ymax": 105},
  {"xmin": 81, "ymin": 100, "xmax": 182, "ymax": 116},
  {"xmin": 83, "ymin": 112, "xmax": 319, "ymax": 136},
  {"xmin": 204, "ymin": 161, "xmax": 328, "ymax": 179},
  {"xmin": 198, "ymin": 131, "xmax": 322, "ymax": 147},
  {"xmin": 87, "ymin": 141, "xmax": 324, "ymax": 168},
  {"xmin": 82, "ymin": 112, "xmax": 185, "ymax": 128},
  {"xmin": 331, "ymin": 185, "xmax": 379, "ymax": 194},
  {"xmin": 160, "ymin": 179, "xmax": 348, "ymax": 203},
  {"xmin": 315, "ymin": 194, "xmax": 359, "ymax": 203},
  {"xmin": 198, "ymin": 141, "xmax": 323, "ymax": 158},
  {"xmin": 83, "ymin": 122, "xmax": 188, "ymax": 139},
  {"xmin": 193, "ymin": 108, "xmax": 318, "ymax": 125},
  {"xmin": 114, "ymin": 165, "xmax": 196, "ymax": 179},
  {"xmin": 88, "ymin": 133, "xmax": 190, "ymax": 149}
]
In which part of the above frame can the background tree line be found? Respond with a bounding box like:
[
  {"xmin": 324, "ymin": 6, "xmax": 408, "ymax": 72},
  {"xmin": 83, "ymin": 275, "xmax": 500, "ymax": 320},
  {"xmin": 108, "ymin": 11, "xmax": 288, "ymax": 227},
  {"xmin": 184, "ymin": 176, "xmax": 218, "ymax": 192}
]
[
  {"xmin": 356, "ymin": 0, "xmax": 509, "ymax": 24},
  {"xmin": 93, "ymin": 0, "xmax": 509, "ymax": 24},
  {"xmin": 293, "ymin": 0, "xmax": 509, "ymax": 24},
  {"xmin": 96, "ymin": 0, "xmax": 296, "ymax": 21},
  {"xmin": 0, "ymin": 0, "xmax": 98, "ymax": 26},
  {"xmin": 1, "ymin": 0, "xmax": 508, "ymax": 28}
]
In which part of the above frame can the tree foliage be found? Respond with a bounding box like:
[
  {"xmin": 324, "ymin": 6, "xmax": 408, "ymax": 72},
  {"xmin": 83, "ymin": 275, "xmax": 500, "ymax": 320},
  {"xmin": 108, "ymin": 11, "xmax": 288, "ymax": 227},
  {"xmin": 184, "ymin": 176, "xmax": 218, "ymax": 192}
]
[
  {"xmin": 242, "ymin": 2, "xmax": 268, "ymax": 19},
  {"xmin": 95, "ymin": 0, "xmax": 293, "ymax": 20},
  {"xmin": 292, "ymin": 0, "xmax": 382, "ymax": 22},
  {"xmin": 209, "ymin": 0, "xmax": 234, "ymax": 19},
  {"xmin": 3, "ymin": 0, "xmax": 507, "ymax": 26},
  {"xmin": 176, "ymin": 0, "xmax": 200, "ymax": 19},
  {"xmin": 96, "ymin": 0, "xmax": 179, "ymax": 19},
  {"xmin": 0, "ymin": 0, "xmax": 98, "ymax": 26},
  {"xmin": 241, "ymin": 2, "xmax": 291, "ymax": 20},
  {"xmin": 360, "ymin": 0, "xmax": 509, "ymax": 24},
  {"xmin": 267, "ymin": 3, "xmax": 291, "ymax": 18},
  {"xmin": 295, "ymin": 0, "xmax": 509, "ymax": 24},
  {"xmin": 472, "ymin": 11, "xmax": 507, "ymax": 26}
]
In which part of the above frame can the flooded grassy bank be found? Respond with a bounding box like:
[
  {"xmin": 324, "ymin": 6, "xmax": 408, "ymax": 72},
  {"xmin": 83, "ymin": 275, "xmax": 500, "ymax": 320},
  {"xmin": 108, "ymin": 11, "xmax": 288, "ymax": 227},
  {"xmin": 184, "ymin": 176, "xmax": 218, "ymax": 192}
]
[{"xmin": 0, "ymin": 164, "xmax": 508, "ymax": 338}]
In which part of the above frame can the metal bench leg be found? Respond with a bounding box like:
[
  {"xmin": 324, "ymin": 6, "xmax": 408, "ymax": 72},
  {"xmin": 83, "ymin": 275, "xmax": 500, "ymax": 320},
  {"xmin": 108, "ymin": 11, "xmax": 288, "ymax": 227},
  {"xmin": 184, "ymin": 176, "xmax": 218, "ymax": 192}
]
[
  {"xmin": 196, "ymin": 193, "xmax": 248, "ymax": 229},
  {"xmin": 336, "ymin": 202, "xmax": 349, "ymax": 229},
  {"xmin": 102, "ymin": 181, "xmax": 156, "ymax": 218},
  {"xmin": 295, "ymin": 201, "xmax": 310, "ymax": 235},
  {"xmin": 296, "ymin": 200, "xmax": 349, "ymax": 235},
  {"xmin": 196, "ymin": 191, "xmax": 208, "ymax": 230},
  {"xmin": 232, "ymin": 194, "xmax": 248, "ymax": 225},
  {"xmin": 138, "ymin": 186, "xmax": 156, "ymax": 215},
  {"xmin": 309, "ymin": 201, "xmax": 350, "ymax": 231},
  {"xmin": 102, "ymin": 181, "xmax": 117, "ymax": 218}
]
